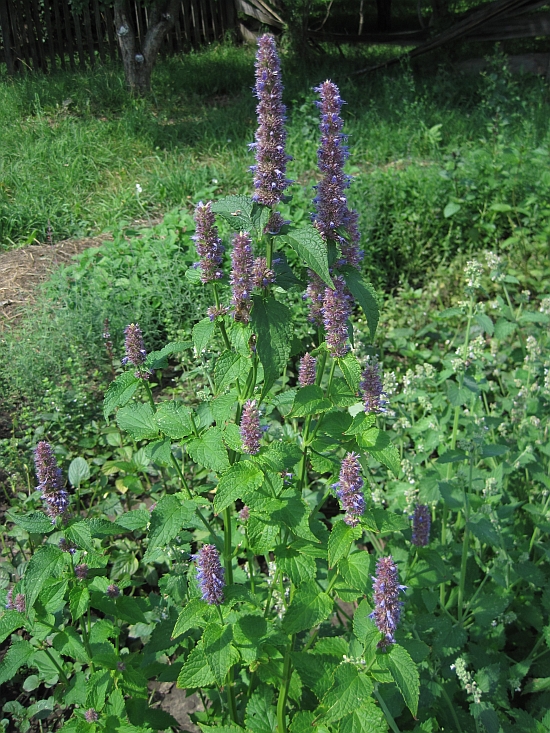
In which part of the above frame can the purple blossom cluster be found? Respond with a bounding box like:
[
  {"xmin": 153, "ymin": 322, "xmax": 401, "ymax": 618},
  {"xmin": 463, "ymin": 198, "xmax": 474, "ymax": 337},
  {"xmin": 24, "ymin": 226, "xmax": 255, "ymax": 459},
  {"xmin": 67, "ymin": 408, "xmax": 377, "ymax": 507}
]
[
  {"xmin": 360, "ymin": 358, "xmax": 386, "ymax": 413},
  {"xmin": 323, "ymin": 276, "xmax": 352, "ymax": 358},
  {"xmin": 6, "ymin": 589, "xmax": 26, "ymax": 613},
  {"xmin": 253, "ymin": 256, "xmax": 276, "ymax": 289},
  {"xmin": 59, "ymin": 538, "xmax": 76, "ymax": 554},
  {"xmin": 240, "ymin": 399, "xmax": 262, "ymax": 455},
  {"xmin": 370, "ymin": 556, "xmax": 406, "ymax": 647},
  {"xmin": 106, "ymin": 584, "xmax": 120, "ymax": 599},
  {"xmin": 75, "ymin": 564, "xmax": 89, "ymax": 580},
  {"xmin": 334, "ymin": 452, "xmax": 365, "ymax": 527},
  {"xmin": 412, "ymin": 505, "xmax": 431, "ymax": 547},
  {"xmin": 195, "ymin": 544, "xmax": 225, "ymax": 606},
  {"xmin": 298, "ymin": 353, "xmax": 317, "ymax": 387},
  {"xmin": 207, "ymin": 305, "xmax": 228, "ymax": 322},
  {"xmin": 84, "ymin": 709, "xmax": 98, "ymax": 723},
  {"xmin": 250, "ymin": 34, "xmax": 291, "ymax": 206},
  {"xmin": 230, "ymin": 232, "xmax": 255, "ymax": 323},
  {"xmin": 193, "ymin": 201, "xmax": 224, "ymax": 283},
  {"xmin": 121, "ymin": 323, "xmax": 151, "ymax": 379},
  {"xmin": 34, "ymin": 441, "xmax": 70, "ymax": 522},
  {"xmin": 238, "ymin": 505, "xmax": 250, "ymax": 522},
  {"xmin": 305, "ymin": 272, "xmax": 325, "ymax": 325}
]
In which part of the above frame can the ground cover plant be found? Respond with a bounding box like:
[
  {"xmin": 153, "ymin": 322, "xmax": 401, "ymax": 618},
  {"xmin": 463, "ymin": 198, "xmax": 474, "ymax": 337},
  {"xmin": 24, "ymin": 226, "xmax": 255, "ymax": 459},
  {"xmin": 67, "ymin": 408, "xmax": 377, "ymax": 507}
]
[{"xmin": 1, "ymin": 35, "xmax": 550, "ymax": 733}]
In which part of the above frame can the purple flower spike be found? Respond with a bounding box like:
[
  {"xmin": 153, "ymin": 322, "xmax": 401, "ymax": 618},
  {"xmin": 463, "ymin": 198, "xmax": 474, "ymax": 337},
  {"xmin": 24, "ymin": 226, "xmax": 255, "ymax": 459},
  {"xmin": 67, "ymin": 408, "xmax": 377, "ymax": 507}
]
[
  {"xmin": 230, "ymin": 232, "xmax": 254, "ymax": 324},
  {"xmin": 239, "ymin": 505, "xmax": 250, "ymax": 522},
  {"xmin": 106, "ymin": 584, "xmax": 120, "ymax": 599},
  {"xmin": 5, "ymin": 589, "xmax": 13, "ymax": 610},
  {"xmin": 298, "ymin": 353, "xmax": 317, "ymax": 387},
  {"xmin": 240, "ymin": 399, "xmax": 262, "ymax": 455},
  {"xmin": 251, "ymin": 34, "xmax": 291, "ymax": 207},
  {"xmin": 323, "ymin": 275, "xmax": 352, "ymax": 358},
  {"xmin": 253, "ymin": 256, "xmax": 275, "ymax": 289},
  {"xmin": 121, "ymin": 323, "xmax": 151, "ymax": 379},
  {"xmin": 195, "ymin": 544, "xmax": 225, "ymax": 606},
  {"xmin": 333, "ymin": 452, "xmax": 365, "ymax": 526},
  {"xmin": 412, "ymin": 505, "xmax": 431, "ymax": 547},
  {"xmin": 305, "ymin": 271, "xmax": 326, "ymax": 325},
  {"xmin": 341, "ymin": 208, "xmax": 364, "ymax": 268},
  {"xmin": 14, "ymin": 593, "xmax": 26, "ymax": 613},
  {"xmin": 75, "ymin": 564, "xmax": 89, "ymax": 580},
  {"xmin": 34, "ymin": 441, "xmax": 70, "ymax": 522},
  {"xmin": 85, "ymin": 709, "xmax": 98, "ymax": 723},
  {"xmin": 360, "ymin": 357, "xmax": 386, "ymax": 414},
  {"xmin": 193, "ymin": 201, "xmax": 224, "ymax": 283},
  {"xmin": 369, "ymin": 556, "xmax": 406, "ymax": 648}
]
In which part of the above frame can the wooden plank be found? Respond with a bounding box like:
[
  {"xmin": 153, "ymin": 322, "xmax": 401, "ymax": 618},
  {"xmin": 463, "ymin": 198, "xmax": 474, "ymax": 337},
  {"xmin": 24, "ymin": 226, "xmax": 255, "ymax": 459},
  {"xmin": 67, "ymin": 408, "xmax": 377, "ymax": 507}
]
[
  {"xmin": 9, "ymin": 0, "xmax": 24, "ymax": 71},
  {"xmin": 42, "ymin": 0, "xmax": 57, "ymax": 71},
  {"xmin": 71, "ymin": 3, "xmax": 87, "ymax": 69},
  {"xmin": 0, "ymin": 0, "xmax": 16, "ymax": 74},
  {"xmin": 21, "ymin": 0, "xmax": 40, "ymax": 69},
  {"xmin": 180, "ymin": 0, "xmax": 191, "ymax": 46},
  {"xmin": 103, "ymin": 2, "xmax": 118, "ymax": 61},
  {"xmin": 198, "ymin": 0, "xmax": 208, "ymax": 42},
  {"xmin": 62, "ymin": 0, "xmax": 76, "ymax": 70},
  {"xmin": 133, "ymin": 0, "xmax": 143, "ymax": 46},
  {"xmin": 190, "ymin": 0, "xmax": 201, "ymax": 46},
  {"xmin": 93, "ymin": 0, "xmax": 106, "ymax": 63},
  {"xmin": 30, "ymin": 0, "xmax": 48, "ymax": 69},
  {"xmin": 209, "ymin": 0, "xmax": 217, "ymax": 40},
  {"xmin": 52, "ymin": 0, "xmax": 66, "ymax": 70},
  {"xmin": 82, "ymin": 1, "xmax": 96, "ymax": 67}
]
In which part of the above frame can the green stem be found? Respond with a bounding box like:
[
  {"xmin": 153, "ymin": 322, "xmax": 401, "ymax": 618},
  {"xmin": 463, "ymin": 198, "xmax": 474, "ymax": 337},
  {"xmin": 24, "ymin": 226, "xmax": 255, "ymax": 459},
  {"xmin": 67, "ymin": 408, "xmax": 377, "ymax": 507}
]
[
  {"xmin": 266, "ymin": 233, "xmax": 274, "ymax": 270},
  {"xmin": 212, "ymin": 283, "xmax": 231, "ymax": 351},
  {"xmin": 374, "ymin": 688, "xmax": 401, "ymax": 733},
  {"xmin": 144, "ymin": 381, "xmax": 156, "ymax": 412},
  {"xmin": 223, "ymin": 507, "xmax": 234, "ymax": 586},
  {"xmin": 439, "ymin": 682, "xmax": 464, "ymax": 733},
  {"xmin": 41, "ymin": 647, "xmax": 70, "ymax": 685},
  {"xmin": 276, "ymin": 635, "xmax": 294, "ymax": 733}
]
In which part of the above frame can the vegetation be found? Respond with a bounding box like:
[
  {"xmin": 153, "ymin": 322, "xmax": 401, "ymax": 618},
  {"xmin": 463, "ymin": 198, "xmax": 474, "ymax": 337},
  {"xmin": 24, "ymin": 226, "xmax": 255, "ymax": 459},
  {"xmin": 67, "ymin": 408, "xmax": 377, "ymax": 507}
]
[{"xmin": 1, "ymin": 38, "xmax": 550, "ymax": 733}]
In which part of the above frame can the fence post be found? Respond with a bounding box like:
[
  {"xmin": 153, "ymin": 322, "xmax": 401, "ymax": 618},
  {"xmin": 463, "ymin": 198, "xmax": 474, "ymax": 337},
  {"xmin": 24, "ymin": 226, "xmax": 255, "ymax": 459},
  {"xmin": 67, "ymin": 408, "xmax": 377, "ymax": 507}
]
[{"xmin": 0, "ymin": 0, "xmax": 16, "ymax": 74}]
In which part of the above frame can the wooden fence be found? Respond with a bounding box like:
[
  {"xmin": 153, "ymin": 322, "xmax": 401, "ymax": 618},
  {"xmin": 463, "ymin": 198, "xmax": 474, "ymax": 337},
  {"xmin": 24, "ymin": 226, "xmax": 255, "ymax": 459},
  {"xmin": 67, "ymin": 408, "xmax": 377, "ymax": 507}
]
[{"xmin": 0, "ymin": 0, "xmax": 236, "ymax": 74}]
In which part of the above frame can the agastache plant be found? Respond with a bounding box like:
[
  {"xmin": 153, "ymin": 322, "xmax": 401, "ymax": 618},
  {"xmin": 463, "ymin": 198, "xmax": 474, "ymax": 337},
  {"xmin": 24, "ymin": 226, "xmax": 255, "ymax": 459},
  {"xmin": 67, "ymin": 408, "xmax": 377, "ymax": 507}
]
[
  {"xmin": 240, "ymin": 399, "xmax": 262, "ymax": 455},
  {"xmin": 193, "ymin": 200, "xmax": 225, "ymax": 283},
  {"xmin": 298, "ymin": 352, "xmax": 317, "ymax": 386},
  {"xmin": 34, "ymin": 441, "xmax": 70, "ymax": 522},
  {"xmin": 412, "ymin": 504, "xmax": 431, "ymax": 546},
  {"xmin": 121, "ymin": 323, "xmax": 151, "ymax": 379},
  {"xmin": 230, "ymin": 232, "xmax": 254, "ymax": 323},
  {"xmin": 195, "ymin": 544, "xmax": 225, "ymax": 606},
  {"xmin": 370, "ymin": 556, "xmax": 406, "ymax": 647},
  {"xmin": 334, "ymin": 452, "xmax": 365, "ymax": 526}
]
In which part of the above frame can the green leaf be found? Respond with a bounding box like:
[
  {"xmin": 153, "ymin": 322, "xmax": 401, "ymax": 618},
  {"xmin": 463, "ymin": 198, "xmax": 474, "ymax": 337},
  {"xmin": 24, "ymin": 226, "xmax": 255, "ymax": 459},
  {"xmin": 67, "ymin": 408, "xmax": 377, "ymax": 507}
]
[
  {"xmin": 203, "ymin": 623, "xmax": 235, "ymax": 686},
  {"xmin": 145, "ymin": 341, "xmax": 192, "ymax": 370},
  {"xmin": 0, "ymin": 639, "xmax": 34, "ymax": 685},
  {"xmin": 371, "ymin": 508, "xmax": 409, "ymax": 532},
  {"xmin": 523, "ymin": 677, "xmax": 550, "ymax": 693},
  {"xmin": 223, "ymin": 423, "xmax": 242, "ymax": 452},
  {"xmin": 155, "ymin": 401, "xmax": 193, "ymax": 439},
  {"xmin": 467, "ymin": 513, "xmax": 500, "ymax": 546},
  {"xmin": 185, "ymin": 266, "xmax": 203, "ymax": 284},
  {"xmin": 193, "ymin": 317, "xmax": 216, "ymax": 356},
  {"xmin": 245, "ymin": 688, "xmax": 277, "ymax": 733},
  {"xmin": 494, "ymin": 318, "xmax": 516, "ymax": 340},
  {"xmin": 68, "ymin": 457, "xmax": 90, "ymax": 487},
  {"xmin": 338, "ymin": 551, "xmax": 374, "ymax": 592},
  {"xmin": 65, "ymin": 520, "xmax": 95, "ymax": 553},
  {"xmin": 0, "ymin": 610, "xmax": 25, "ymax": 644},
  {"xmin": 344, "ymin": 412, "xmax": 376, "ymax": 436},
  {"xmin": 187, "ymin": 426, "xmax": 230, "ymax": 473},
  {"xmin": 339, "ymin": 353, "xmax": 362, "ymax": 393},
  {"xmin": 103, "ymin": 371, "xmax": 140, "ymax": 419},
  {"xmin": 340, "ymin": 702, "xmax": 386, "ymax": 733},
  {"xmin": 437, "ymin": 448, "xmax": 467, "ymax": 464},
  {"xmin": 474, "ymin": 313, "xmax": 494, "ymax": 336},
  {"xmin": 253, "ymin": 442, "xmax": 302, "ymax": 472},
  {"xmin": 352, "ymin": 599, "xmax": 379, "ymax": 649},
  {"xmin": 214, "ymin": 462, "xmax": 264, "ymax": 513},
  {"xmin": 6, "ymin": 511, "xmax": 54, "ymax": 534},
  {"xmin": 443, "ymin": 201, "xmax": 461, "ymax": 218},
  {"xmin": 172, "ymin": 598, "xmax": 209, "ymax": 638},
  {"xmin": 144, "ymin": 495, "xmax": 195, "ymax": 561},
  {"xmin": 211, "ymin": 194, "xmax": 254, "ymax": 231},
  {"xmin": 383, "ymin": 643, "xmax": 419, "ymax": 717},
  {"xmin": 291, "ymin": 385, "xmax": 333, "ymax": 417},
  {"xmin": 115, "ymin": 509, "xmax": 150, "ymax": 531},
  {"xmin": 69, "ymin": 585, "xmax": 90, "ymax": 622},
  {"xmin": 282, "ymin": 581, "xmax": 333, "ymax": 634},
  {"xmin": 116, "ymin": 403, "xmax": 159, "ymax": 441},
  {"xmin": 214, "ymin": 351, "xmax": 250, "ymax": 393},
  {"xmin": 282, "ymin": 226, "xmax": 333, "ymax": 288},
  {"xmin": 177, "ymin": 641, "xmax": 216, "ymax": 688},
  {"xmin": 274, "ymin": 546, "xmax": 317, "ymax": 585},
  {"xmin": 251, "ymin": 296, "xmax": 293, "ymax": 397},
  {"xmin": 342, "ymin": 268, "xmax": 379, "ymax": 340},
  {"xmin": 357, "ymin": 429, "xmax": 401, "ymax": 476},
  {"xmin": 328, "ymin": 521, "xmax": 361, "ymax": 568},
  {"xmin": 321, "ymin": 663, "xmax": 374, "ymax": 723},
  {"xmin": 86, "ymin": 669, "xmax": 112, "ymax": 712},
  {"xmin": 22, "ymin": 545, "xmax": 63, "ymax": 611},
  {"xmin": 115, "ymin": 596, "xmax": 147, "ymax": 624}
]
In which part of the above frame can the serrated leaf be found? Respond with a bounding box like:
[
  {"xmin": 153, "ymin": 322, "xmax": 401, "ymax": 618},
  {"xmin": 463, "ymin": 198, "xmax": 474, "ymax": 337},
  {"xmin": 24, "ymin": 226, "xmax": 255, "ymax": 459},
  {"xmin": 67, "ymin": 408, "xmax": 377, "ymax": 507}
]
[
  {"xmin": 65, "ymin": 520, "xmax": 95, "ymax": 553},
  {"xmin": 214, "ymin": 462, "xmax": 264, "ymax": 512},
  {"xmin": 474, "ymin": 313, "xmax": 494, "ymax": 336},
  {"xmin": 211, "ymin": 194, "xmax": 254, "ymax": 231},
  {"xmin": 371, "ymin": 508, "xmax": 409, "ymax": 532},
  {"xmin": 69, "ymin": 585, "xmax": 90, "ymax": 622},
  {"xmin": 86, "ymin": 669, "xmax": 112, "ymax": 711},
  {"xmin": 339, "ymin": 353, "xmax": 362, "ymax": 392},
  {"xmin": 253, "ymin": 442, "xmax": 302, "ymax": 472},
  {"xmin": 282, "ymin": 581, "xmax": 333, "ymax": 634},
  {"xmin": 144, "ymin": 496, "xmax": 195, "ymax": 561},
  {"xmin": 383, "ymin": 644, "xmax": 419, "ymax": 716},
  {"xmin": 352, "ymin": 599, "xmax": 379, "ymax": 647},
  {"xmin": 344, "ymin": 412, "xmax": 376, "ymax": 435},
  {"xmin": 172, "ymin": 598, "xmax": 209, "ymax": 638},
  {"xmin": 357, "ymin": 428, "xmax": 400, "ymax": 475},
  {"xmin": 211, "ymin": 390, "xmax": 238, "ymax": 423},
  {"xmin": 145, "ymin": 341, "xmax": 192, "ymax": 370},
  {"xmin": 340, "ymin": 701, "xmax": 386, "ymax": 733},
  {"xmin": 328, "ymin": 521, "xmax": 361, "ymax": 568},
  {"xmin": 443, "ymin": 201, "xmax": 461, "ymax": 218},
  {"xmin": 251, "ymin": 296, "xmax": 293, "ymax": 397},
  {"xmin": 177, "ymin": 641, "xmax": 217, "ymax": 688},
  {"xmin": 338, "ymin": 551, "xmax": 373, "ymax": 592},
  {"xmin": 283, "ymin": 226, "xmax": 333, "ymax": 288},
  {"xmin": 0, "ymin": 611, "xmax": 25, "ymax": 645},
  {"xmin": 291, "ymin": 385, "xmax": 333, "ymax": 417},
  {"xmin": 342, "ymin": 268, "xmax": 379, "ymax": 340},
  {"xmin": 103, "ymin": 371, "xmax": 140, "ymax": 419},
  {"xmin": 203, "ymin": 623, "xmax": 235, "ymax": 685},
  {"xmin": 214, "ymin": 351, "xmax": 250, "ymax": 394},
  {"xmin": 116, "ymin": 403, "xmax": 159, "ymax": 441},
  {"xmin": 185, "ymin": 266, "xmax": 203, "ymax": 284},
  {"xmin": 223, "ymin": 423, "xmax": 242, "ymax": 452},
  {"xmin": 274, "ymin": 546, "xmax": 317, "ymax": 585},
  {"xmin": 187, "ymin": 426, "xmax": 229, "ymax": 472},
  {"xmin": 115, "ymin": 509, "xmax": 150, "ymax": 531},
  {"xmin": 0, "ymin": 639, "xmax": 34, "ymax": 685},
  {"xmin": 193, "ymin": 317, "xmax": 216, "ymax": 355},
  {"xmin": 155, "ymin": 401, "xmax": 193, "ymax": 439},
  {"xmin": 144, "ymin": 438, "xmax": 173, "ymax": 467},
  {"xmin": 321, "ymin": 663, "xmax": 374, "ymax": 723},
  {"xmin": 6, "ymin": 511, "xmax": 54, "ymax": 534},
  {"xmin": 245, "ymin": 688, "xmax": 277, "ymax": 733},
  {"xmin": 22, "ymin": 545, "xmax": 63, "ymax": 611},
  {"xmin": 68, "ymin": 457, "xmax": 90, "ymax": 487},
  {"xmin": 467, "ymin": 513, "xmax": 500, "ymax": 546},
  {"xmin": 494, "ymin": 318, "xmax": 516, "ymax": 340}
]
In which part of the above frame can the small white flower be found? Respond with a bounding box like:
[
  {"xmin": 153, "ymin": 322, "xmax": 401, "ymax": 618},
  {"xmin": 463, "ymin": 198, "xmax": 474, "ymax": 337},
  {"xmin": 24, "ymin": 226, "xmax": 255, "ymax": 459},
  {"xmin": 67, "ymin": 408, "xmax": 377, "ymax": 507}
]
[
  {"xmin": 135, "ymin": 183, "xmax": 143, "ymax": 194},
  {"xmin": 211, "ymin": 178, "xmax": 218, "ymax": 184}
]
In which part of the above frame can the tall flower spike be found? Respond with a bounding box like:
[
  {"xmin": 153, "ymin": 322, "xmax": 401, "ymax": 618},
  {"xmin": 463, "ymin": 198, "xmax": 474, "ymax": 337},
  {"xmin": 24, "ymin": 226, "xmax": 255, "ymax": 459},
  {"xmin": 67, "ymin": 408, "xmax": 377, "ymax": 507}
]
[
  {"xmin": 298, "ymin": 353, "xmax": 317, "ymax": 387},
  {"xmin": 121, "ymin": 323, "xmax": 151, "ymax": 379},
  {"xmin": 240, "ymin": 399, "xmax": 262, "ymax": 455},
  {"xmin": 230, "ymin": 232, "xmax": 254, "ymax": 323},
  {"xmin": 193, "ymin": 201, "xmax": 224, "ymax": 283},
  {"xmin": 251, "ymin": 34, "xmax": 291, "ymax": 206},
  {"xmin": 412, "ymin": 504, "xmax": 431, "ymax": 547},
  {"xmin": 323, "ymin": 275, "xmax": 352, "ymax": 358},
  {"xmin": 334, "ymin": 452, "xmax": 365, "ymax": 526},
  {"xmin": 195, "ymin": 544, "xmax": 225, "ymax": 606},
  {"xmin": 369, "ymin": 556, "xmax": 406, "ymax": 648},
  {"xmin": 305, "ymin": 271, "xmax": 326, "ymax": 325},
  {"xmin": 34, "ymin": 441, "xmax": 70, "ymax": 522},
  {"xmin": 360, "ymin": 357, "xmax": 386, "ymax": 414},
  {"xmin": 253, "ymin": 256, "xmax": 276, "ymax": 289}
]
